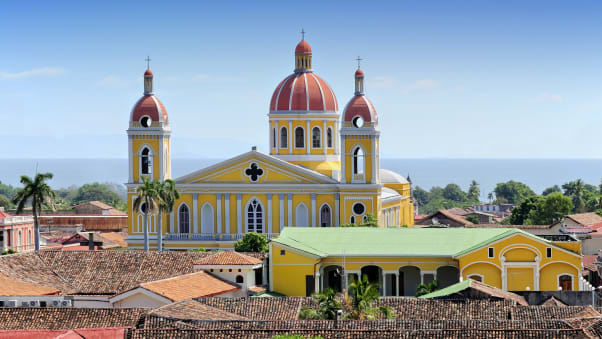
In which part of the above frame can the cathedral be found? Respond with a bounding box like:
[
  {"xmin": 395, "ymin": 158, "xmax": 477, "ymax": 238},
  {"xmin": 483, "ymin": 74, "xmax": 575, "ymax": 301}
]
[{"xmin": 126, "ymin": 37, "xmax": 414, "ymax": 250}]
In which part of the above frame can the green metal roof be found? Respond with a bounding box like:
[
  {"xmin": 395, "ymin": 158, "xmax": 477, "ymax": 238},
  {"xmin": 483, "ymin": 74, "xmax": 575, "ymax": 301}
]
[
  {"xmin": 418, "ymin": 279, "xmax": 472, "ymax": 299},
  {"xmin": 272, "ymin": 227, "xmax": 533, "ymax": 258}
]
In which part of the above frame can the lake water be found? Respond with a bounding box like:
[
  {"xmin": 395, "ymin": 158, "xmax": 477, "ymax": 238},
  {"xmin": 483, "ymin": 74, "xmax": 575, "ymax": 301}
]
[{"xmin": 2, "ymin": 158, "xmax": 602, "ymax": 202}]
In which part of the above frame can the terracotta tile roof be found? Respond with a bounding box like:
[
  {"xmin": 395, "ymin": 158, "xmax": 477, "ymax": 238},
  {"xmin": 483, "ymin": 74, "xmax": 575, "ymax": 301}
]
[
  {"xmin": 137, "ymin": 271, "xmax": 239, "ymax": 301},
  {"xmin": 0, "ymin": 327, "xmax": 127, "ymax": 339},
  {"xmin": 468, "ymin": 223, "xmax": 552, "ymax": 229},
  {"xmin": 0, "ymin": 308, "xmax": 146, "ymax": 330},
  {"xmin": 583, "ymin": 255, "xmax": 598, "ymax": 272},
  {"xmin": 195, "ymin": 297, "xmax": 309, "ymax": 321},
  {"xmin": 194, "ymin": 251, "xmax": 263, "ymax": 266},
  {"xmin": 566, "ymin": 212, "xmax": 602, "ymax": 227},
  {"xmin": 420, "ymin": 279, "xmax": 528, "ymax": 306},
  {"xmin": 446, "ymin": 207, "xmax": 473, "ymax": 216},
  {"xmin": 248, "ymin": 286, "xmax": 267, "ymax": 294},
  {"xmin": 0, "ymin": 274, "xmax": 60, "ymax": 296},
  {"xmin": 0, "ymin": 252, "xmax": 76, "ymax": 294},
  {"xmin": 541, "ymin": 297, "xmax": 568, "ymax": 307},
  {"xmin": 416, "ymin": 209, "xmax": 474, "ymax": 227},
  {"xmin": 97, "ymin": 232, "xmax": 128, "ymax": 248},
  {"xmin": 71, "ymin": 201, "xmax": 113, "ymax": 210},
  {"xmin": 148, "ymin": 299, "xmax": 248, "ymax": 322}
]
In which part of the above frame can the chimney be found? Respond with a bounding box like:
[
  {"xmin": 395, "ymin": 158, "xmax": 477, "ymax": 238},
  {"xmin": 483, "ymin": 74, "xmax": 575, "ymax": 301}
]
[{"xmin": 88, "ymin": 232, "xmax": 95, "ymax": 251}]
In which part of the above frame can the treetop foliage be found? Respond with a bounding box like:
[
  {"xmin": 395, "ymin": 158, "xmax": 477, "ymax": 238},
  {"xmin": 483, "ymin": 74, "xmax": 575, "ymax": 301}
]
[{"xmin": 234, "ymin": 232, "xmax": 269, "ymax": 253}]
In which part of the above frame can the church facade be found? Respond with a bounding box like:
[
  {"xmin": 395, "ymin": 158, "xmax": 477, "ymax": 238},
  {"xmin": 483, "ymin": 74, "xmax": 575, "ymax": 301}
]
[{"xmin": 126, "ymin": 38, "xmax": 414, "ymax": 250}]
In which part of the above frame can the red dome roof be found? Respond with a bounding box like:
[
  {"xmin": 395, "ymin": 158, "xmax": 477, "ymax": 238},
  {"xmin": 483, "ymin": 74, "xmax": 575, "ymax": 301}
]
[
  {"xmin": 144, "ymin": 69, "xmax": 153, "ymax": 76},
  {"xmin": 355, "ymin": 69, "xmax": 364, "ymax": 77},
  {"xmin": 270, "ymin": 72, "xmax": 338, "ymax": 112},
  {"xmin": 131, "ymin": 95, "xmax": 168, "ymax": 123},
  {"xmin": 343, "ymin": 95, "xmax": 377, "ymax": 123},
  {"xmin": 295, "ymin": 40, "xmax": 312, "ymax": 54}
]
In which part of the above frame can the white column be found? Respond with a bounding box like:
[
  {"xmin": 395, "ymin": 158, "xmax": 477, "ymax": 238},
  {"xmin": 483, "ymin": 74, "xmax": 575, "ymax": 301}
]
[
  {"xmin": 128, "ymin": 136, "xmax": 133, "ymax": 183},
  {"xmin": 287, "ymin": 194, "xmax": 293, "ymax": 226},
  {"xmin": 275, "ymin": 120, "xmax": 279, "ymax": 155},
  {"xmin": 225, "ymin": 194, "xmax": 230, "ymax": 234},
  {"xmin": 382, "ymin": 273, "xmax": 387, "ymax": 296},
  {"xmin": 322, "ymin": 120, "xmax": 327, "ymax": 155},
  {"xmin": 169, "ymin": 211, "xmax": 174, "ymax": 233},
  {"xmin": 193, "ymin": 193, "xmax": 198, "ymax": 233},
  {"xmin": 334, "ymin": 194, "xmax": 340, "ymax": 226},
  {"xmin": 288, "ymin": 120, "xmax": 292, "ymax": 153},
  {"xmin": 340, "ymin": 135, "xmax": 346, "ymax": 183},
  {"xmin": 311, "ymin": 194, "xmax": 316, "ymax": 227},
  {"xmin": 279, "ymin": 194, "xmax": 285, "ymax": 228},
  {"xmin": 267, "ymin": 194, "xmax": 273, "ymax": 234},
  {"xmin": 2, "ymin": 230, "xmax": 7, "ymax": 251},
  {"xmin": 371, "ymin": 136, "xmax": 376, "ymax": 184},
  {"xmin": 236, "ymin": 194, "xmax": 242, "ymax": 234},
  {"xmin": 315, "ymin": 272, "xmax": 321, "ymax": 293},
  {"xmin": 395, "ymin": 272, "xmax": 400, "ymax": 296},
  {"xmin": 334, "ymin": 120, "xmax": 339, "ymax": 155},
  {"xmin": 159, "ymin": 135, "xmax": 164, "ymax": 180},
  {"xmin": 216, "ymin": 194, "xmax": 222, "ymax": 234},
  {"xmin": 306, "ymin": 120, "xmax": 310, "ymax": 154}
]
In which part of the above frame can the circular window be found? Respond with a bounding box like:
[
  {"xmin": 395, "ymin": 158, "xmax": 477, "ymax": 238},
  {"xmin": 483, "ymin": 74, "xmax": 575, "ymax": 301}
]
[
  {"xmin": 140, "ymin": 116, "xmax": 152, "ymax": 128},
  {"xmin": 140, "ymin": 202, "xmax": 148, "ymax": 214},
  {"xmin": 352, "ymin": 203, "xmax": 365, "ymax": 215},
  {"xmin": 352, "ymin": 116, "xmax": 364, "ymax": 128}
]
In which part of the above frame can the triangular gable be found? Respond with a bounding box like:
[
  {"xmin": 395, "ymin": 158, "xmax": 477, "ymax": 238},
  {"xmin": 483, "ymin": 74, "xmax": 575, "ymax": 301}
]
[
  {"xmin": 454, "ymin": 229, "xmax": 582, "ymax": 259},
  {"xmin": 175, "ymin": 150, "xmax": 338, "ymax": 185}
]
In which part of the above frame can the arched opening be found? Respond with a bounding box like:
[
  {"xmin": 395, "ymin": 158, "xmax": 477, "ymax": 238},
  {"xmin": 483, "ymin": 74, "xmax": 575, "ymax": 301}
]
[
  {"xmin": 350, "ymin": 216, "xmax": 355, "ymax": 224},
  {"xmin": 467, "ymin": 274, "xmax": 483, "ymax": 282},
  {"xmin": 295, "ymin": 127, "xmax": 304, "ymax": 148},
  {"xmin": 295, "ymin": 203, "xmax": 309, "ymax": 227},
  {"xmin": 178, "ymin": 205, "xmax": 190, "ymax": 233},
  {"xmin": 280, "ymin": 127, "xmax": 288, "ymax": 149},
  {"xmin": 322, "ymin": 265, "xmax": 343, "ymax": 293},
  {"xmin": 141, "ymin": 147, "xmax": 152, "ymax": 175},
  {"xmin": 201, "ymin": 203, "xmax": 214, "ymax": 234},
  {"xmin": 361, "ymin": 265, "xmax": 382, "ymax": 287},
  {"xmin": 236, "ymin": 275, "xmax": 244, "ymax": 284},
  {"xmin": 352, "ymin": 146, "xmax": 365, "ymax": 176},
  {"xmin": 312, "ymin": 127, "xmax": 321, "ymax": 148},
  {"xmin": 272, "ymin": 128, "xmax": 276, "ymax": 148},
  {"xmin": 399, "ymin": 266, "xmax": 421, "ymax": 297},
  {"xmin": 327, "ymin": 128, "xmax": 333, "ymax": 148},
  {"xmin": 559, "ymin": 274, "xmax": 572, "ymax": 291},
  {"xmin": 436, "ymin": 266, "xmax": 460, "ymax": 289},
  {"xmin": 247, "ymin": 199, "xmax": 264, "ymax": 233},
  {"xmin": 320, "ymin": 204, "xmax": 331, "ymax": 227}
]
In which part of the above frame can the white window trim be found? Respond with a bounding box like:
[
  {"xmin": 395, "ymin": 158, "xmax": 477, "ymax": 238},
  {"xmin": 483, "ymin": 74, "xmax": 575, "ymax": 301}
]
[
  {"xmin": 311, "ymin": 126, "xmax": 322, "ymax": 149},
  {"xmin": 280, "ymin": 126, "xmax": 288, "ymax": 149},
  {"xmin": 318, "ymin": 202, "xmax": 333, "ymax": 227},
  {"xmin": 295, "ymin": 202, "xmax": 309, "ymax": 227},
  {"xmin": 244, "ymin": 197, "xmax": 265, "ymax": 233},
  {"xmin": 352, "ymin": 202, "xmax": 366, "ymax": 216},
  {"xmin": 177, "ymin": 203, "xmax": 191, "ymax": 234},
  {"xmin": 138, "ymin": 145, "xmax": 154, "ymax": 178},
  {"xmin": 294, "ymin": 126, "xmax": 305, "ymax": 149}
]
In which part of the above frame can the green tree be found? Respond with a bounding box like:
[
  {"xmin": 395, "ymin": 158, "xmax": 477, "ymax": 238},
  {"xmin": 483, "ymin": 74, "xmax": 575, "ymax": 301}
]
[
  {"xmin": 0, "ymin": 194, "xmax": 12, "ymax": 210},
  {"xmin": 467, "ymin": 180, "xmax": 480, "ymax": 202},
  {"xmin": 487, "ymin": 192, "xmax": 494, "ymax": 203},
  {"xmin": 12, "ymin": 173, "xmax": 56, "ymax": 251},
  {"xmin": 493, "ymin": 181, "xmax": 535, "ymax": 204},
  {"xmin": 416, "ymin": 280, "xmax": 439, "ymax": 297},
  {"xmin": 464, "ymin": 215, "xmax": 479, "ymax": 224},
  {"xmin": 73, "ymin": 182, "xmax": 125, "ymax": 209},
  {"xmin": 508, "ymin": 196, "xmax": 543, "ymax": 225},
  {"xmin": 542, "ymin": 185, "xmax": 561, "ymax": 196},
  {"xmin": 526, "ymin": 192, "xmax": 573, "ymax": 225},
  {"xmin": 345, "ymin": 275, "xmax": 394, "ymax": 320},
  {"xmin": 412, "ymin": 186, "xmax": 430, "ymax": 207},
  {"xmin": 442, "ymin": 184, "xmax": 468, "ymax": 202},
  {"xmin": 234, "ymin": 232, "xmax": 268, "ymax": 252},
  {"xmin": 0, "ymin": 181, "xmax": 17, "ymax": 200},
  {"xmin": 299, "ymin": 288, "xmax": 342, "ymax": 320},
  {"xmin": 155, "ymin": 179, "xmax": 179, "ymax": 252},
  {"xmin": 188, "ymin": 248, "xmax": 207, "ymax": 252},
  {"xmin": 133, "ymin": 177, "xmax": 159, "ymax": 252},
  {"xmin": 562, "ymin": 179, "xmax": 586, "ymax": 213}
]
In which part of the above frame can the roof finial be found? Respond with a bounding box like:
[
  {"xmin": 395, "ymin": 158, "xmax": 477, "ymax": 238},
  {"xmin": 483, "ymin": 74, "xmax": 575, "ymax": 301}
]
[
  {"xmin": 301, "ymin": 28, "xmax": 305, "ymax": 41},
  {"xmin": 145, "ymin": 56, "xmax": 151, "ymax": 70},
  {"xmin": 356, "ymin": 56, "xmax": 362, "ymax": 70}
]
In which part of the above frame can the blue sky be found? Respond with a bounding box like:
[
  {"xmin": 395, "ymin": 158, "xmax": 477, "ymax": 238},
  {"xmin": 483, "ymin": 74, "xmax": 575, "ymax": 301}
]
[{"xmin": 1, "ymin": 1, "xmax": 601, "ymax": 159}]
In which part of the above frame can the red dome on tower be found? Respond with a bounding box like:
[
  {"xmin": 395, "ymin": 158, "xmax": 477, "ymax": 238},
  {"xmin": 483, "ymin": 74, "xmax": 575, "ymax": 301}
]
[
  {"xmin": 295, "ymin": 40, "xmax": 312, "ymax": 54},
  {"xmin": 270, "ymin": 72, "xmax": 338, "ymax": 112},
  {"xmin": 144, "ymin": 69, "xmax": 153, "ymax": 76},
  {"xmin": 355, "ymin": 69, "xmax": 364, "ymax": 77},
  {"xmin": 130, "ymin": 67, "xmax": 168, "ymax": 124},
  {"xmin": 343, "ymin": 68, "xmax": 377, "ymax": 123}
]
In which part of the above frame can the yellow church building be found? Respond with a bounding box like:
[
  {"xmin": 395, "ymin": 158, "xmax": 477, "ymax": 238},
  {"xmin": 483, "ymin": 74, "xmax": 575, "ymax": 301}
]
[{"xmin": 126, "ymin": 38, "xmax": 414, "ymax": 250}]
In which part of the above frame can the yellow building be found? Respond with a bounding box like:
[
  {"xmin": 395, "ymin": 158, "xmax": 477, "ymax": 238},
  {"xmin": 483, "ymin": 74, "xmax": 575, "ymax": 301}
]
[
  {"xmin": 269, "ymin": 228, "xmax": 583, "ymax": 296},
  {"xmin": 126, "ymin": 38, "xmax": 414, "ymax": 250}
]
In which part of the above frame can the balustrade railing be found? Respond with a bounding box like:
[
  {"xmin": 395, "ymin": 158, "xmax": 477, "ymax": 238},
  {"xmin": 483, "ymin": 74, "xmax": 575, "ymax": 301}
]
[{"xmin": 166, "ymin": 232, "xmax": 279, "ymax": 241}]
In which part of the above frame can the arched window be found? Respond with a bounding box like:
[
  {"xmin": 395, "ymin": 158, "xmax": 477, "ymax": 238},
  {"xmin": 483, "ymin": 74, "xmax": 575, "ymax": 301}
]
[
  {"xmin": 559, "ymin": 275, "xmax": 572, "ymax": 291},
  {"xmin": 353, "ymin": 146, "xmax": 365, "ymax": 175},
  {"xmin": 280, "ymin": 127, "xmax": 288, "ymax": 149},
  {"xmin": 295, "ymin": 203, "xmax": 309, "ymax": 227},
  {"xmin": 247, "ymin": 199, "xmax": 263, "ymax": 233},
  {"xmin": 295, "ymin": 127, "xmax": 304, "ymax": 148},
  {"xmin": 201, "ymin": 203, "xmax": 214, "ymax": 234},
  {"xmin": 312, "ymin": 127, "xmax": 321, "ymax": 148},
  {"xmin": 141, "ymin": 147, "xmax": 152, "ymax": 175},
  {"xmin": 327, "ymin": 128, "xmax": 333, "ymax": 148},
  {"xmin": 350, "ymin": 216, "xmax": 355, "ymax": 224},
  {"xmin": 18, "ymin": 230, "xmax": 22, "ymax": 249},
  {"xmin": 272, "ymin": 128, "xmax": 276, "ymax": 148},
  {"xmin": 320, "ymin": 204, "xmax": 331, "ymax": 227},
  {"xmin": 178, "ymin": 205, "xmax": 190, "ymax": 234},
  {"xmin": 236, "ymin": 275, "xmax": 244, "ymax": 283}
]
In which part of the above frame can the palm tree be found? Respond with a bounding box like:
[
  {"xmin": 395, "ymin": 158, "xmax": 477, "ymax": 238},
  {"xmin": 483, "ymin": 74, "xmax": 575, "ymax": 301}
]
[
  {"xmin": 299, "ymin": 288, "xmax": 341, "ymax": 320},
  {"xmin": 133, "ymin": 177, "xmax": 159, "ymax": 252},
  {"xmin": 155, "ymin": 179, "xmax": 179, "ymax": 252},
  {"xmin": 345, "ymin": 275, "xmax": 394, "ymax": 320},
  {"xmin": 416, "ymin": 280, "xmax": 438, "ymax": 297},
  {"xmin": 12, "ymin": 173, "xmax": 56, "ymax": 251},
  {"xmin": 488, "ymin": 192, "xmax": 494, "ymax": 203}
]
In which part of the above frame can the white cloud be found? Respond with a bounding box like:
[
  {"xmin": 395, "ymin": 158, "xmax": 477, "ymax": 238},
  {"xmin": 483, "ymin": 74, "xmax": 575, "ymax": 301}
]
[
  {"xmin": 409, "ymin": 79, "xmax": 440, "ymax": 90},
  {"xmin": 536, "ymin": 92, "xmax": 563, "ymax": 103},
  {"xmin": 0, "ymin": 67, "xmax": 65, "ymax": 79},
  {"xmin": 96, "ymin": 75, "xmax": 124, "ymax": 87},
  {"xmin": 369, "ymin": 76, "xmax": 396, "ymax": 89}
]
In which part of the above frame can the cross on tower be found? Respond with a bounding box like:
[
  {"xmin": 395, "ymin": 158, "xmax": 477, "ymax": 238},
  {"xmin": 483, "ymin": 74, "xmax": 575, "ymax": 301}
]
[
  {"xmin": 301, "ymin": 28, "xmax": 305, "ymax": 40},
  {"xmin": 356, "ymin": 56, "xmax": 362, "ymax": 69},
  {"xmin": 145, "ymin": 56, "xmax": 151, "ymax": 69}
]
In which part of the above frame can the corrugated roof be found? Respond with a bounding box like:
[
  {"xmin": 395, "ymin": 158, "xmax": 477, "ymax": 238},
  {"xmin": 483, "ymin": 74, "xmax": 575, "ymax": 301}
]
[{"xmin": 273, "ymin": 227, "xmax": 533, "ymax": 258}]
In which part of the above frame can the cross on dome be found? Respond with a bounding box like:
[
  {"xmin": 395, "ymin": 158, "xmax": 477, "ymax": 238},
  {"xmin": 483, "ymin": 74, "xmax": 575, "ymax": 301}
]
[
  {"xmin": 356, "ymin": 56, "xmax": 362, "ymax": 69},
  {"xmin": 301, "ymin": 28, "xmax": 305, "ymax": 40},
  {"xmin": 145, "ymin": 56, "xmax": 151, "ymax": 70}
]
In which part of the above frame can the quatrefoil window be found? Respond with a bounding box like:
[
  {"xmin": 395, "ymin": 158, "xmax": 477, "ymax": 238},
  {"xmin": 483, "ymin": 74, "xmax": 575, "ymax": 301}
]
[{"xmin": 244, "ymin": 163, "xmax": 264, "ymax": 182}]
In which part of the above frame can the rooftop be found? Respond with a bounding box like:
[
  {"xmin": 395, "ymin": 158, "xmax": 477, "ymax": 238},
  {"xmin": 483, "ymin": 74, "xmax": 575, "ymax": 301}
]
[
  {"xmin": 418, "ymin": 278, "xmax": 528, "ymax": 305},
  {"xmin": 194, "ymin": 251, "xmax": 263, "ymax": 266},
  {"xmin": 135, "ymin": 271, "xmax": 239, "ymax": 301}
]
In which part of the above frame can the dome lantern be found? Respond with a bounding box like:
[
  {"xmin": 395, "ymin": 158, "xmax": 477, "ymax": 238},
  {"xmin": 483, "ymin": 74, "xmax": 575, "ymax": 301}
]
[
  {"xmin": 354, "ymin": 56, "xmax": 364, "ymax": 95},
  {"xmin": 144, "ymin": 56, "xmax": 153, "ymax": 95},
  {"xmin": 294, "ymin": 29, "xmax": 312, "ymax": 73}
]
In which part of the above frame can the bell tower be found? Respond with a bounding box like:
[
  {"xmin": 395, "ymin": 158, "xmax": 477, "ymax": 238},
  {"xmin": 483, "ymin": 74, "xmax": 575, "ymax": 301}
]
[{"xmin": 127, "ymin": 59, "xmax": 171, "ymax": 184}]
